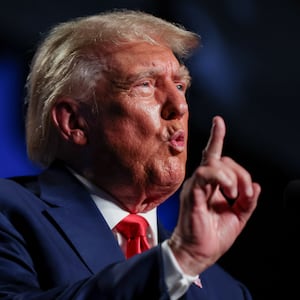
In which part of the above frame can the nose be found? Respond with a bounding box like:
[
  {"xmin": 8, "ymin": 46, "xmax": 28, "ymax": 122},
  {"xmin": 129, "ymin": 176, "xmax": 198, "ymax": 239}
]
[{"xmin": 161, "ymin": 89, "xmax": 188, "ymax": 120}]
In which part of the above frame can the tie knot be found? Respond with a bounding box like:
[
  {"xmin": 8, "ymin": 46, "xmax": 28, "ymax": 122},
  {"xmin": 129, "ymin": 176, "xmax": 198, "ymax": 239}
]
[
  {"xmin": 115, "ymin": 214, "xmax": 149, "ymax": 239},
  {"xmin": 115, "ymin": 214, "xmax": 151, "ymax": 258}
]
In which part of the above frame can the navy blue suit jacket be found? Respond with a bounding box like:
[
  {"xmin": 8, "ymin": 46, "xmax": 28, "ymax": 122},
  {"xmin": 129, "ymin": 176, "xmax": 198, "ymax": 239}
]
[{"xmin": 0, "ymin": 162, "xmax": 253, "ymax": 299}]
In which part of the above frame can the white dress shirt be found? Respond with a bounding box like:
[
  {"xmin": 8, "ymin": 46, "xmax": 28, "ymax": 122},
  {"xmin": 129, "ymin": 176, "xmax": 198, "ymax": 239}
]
[{"xmin": 70, "ymin": 169, "xmax": 200, "ymax": 299}]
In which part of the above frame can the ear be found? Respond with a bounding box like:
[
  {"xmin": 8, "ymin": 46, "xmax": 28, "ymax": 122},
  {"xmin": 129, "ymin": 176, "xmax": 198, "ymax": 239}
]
[{"xmin": 51, "ymin": 98, "xmax": 88, "ymax": 145}]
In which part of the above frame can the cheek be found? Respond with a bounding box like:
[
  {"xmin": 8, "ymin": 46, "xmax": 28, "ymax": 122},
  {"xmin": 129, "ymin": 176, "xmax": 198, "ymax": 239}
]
[
  {"xmin": 108, "ymin": 98, "xmax": 160, "ymax": 133},
  {"xmin": 100, "ymin": 114, "xmax": 159, "ymax": 158},
  {"xmin": 122, "ymin": 105, "xmax": 161, "ymax": 143},
  {"xmin": 133, "ymin": 103, "xmax": 161, "ymax": 131},
  {"xmin": 96, "ymin": 98, "xmax": 162, "ymax": 154}
]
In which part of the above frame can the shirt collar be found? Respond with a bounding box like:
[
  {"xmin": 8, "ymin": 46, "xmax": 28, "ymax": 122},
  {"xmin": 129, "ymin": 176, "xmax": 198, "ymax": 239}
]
[{"xmin": 67, "ymin": 166, "xmax": 158, "ymax": 244}]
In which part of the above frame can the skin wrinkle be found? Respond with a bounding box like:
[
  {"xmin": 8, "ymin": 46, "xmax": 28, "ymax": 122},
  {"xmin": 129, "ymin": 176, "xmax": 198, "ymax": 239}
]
[{"xmin": 108, "ymin": 63, "xmax": 190, "ymax": 98}]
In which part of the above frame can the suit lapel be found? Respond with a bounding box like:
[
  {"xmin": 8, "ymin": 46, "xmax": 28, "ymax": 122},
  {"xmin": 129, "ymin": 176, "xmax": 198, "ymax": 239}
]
[
  {"xmin": 38, "ymin": 163, "xmax": 125, "ymax": 274},
  {"xmin": 157, "ymin": 221, "xmax": 171, "ymax": 242}
]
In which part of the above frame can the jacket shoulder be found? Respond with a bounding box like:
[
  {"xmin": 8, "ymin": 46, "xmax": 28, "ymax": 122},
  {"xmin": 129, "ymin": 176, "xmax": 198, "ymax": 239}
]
[{"xmin": 0, "ymin": 175, "xmax": 40, "ymax": 205}]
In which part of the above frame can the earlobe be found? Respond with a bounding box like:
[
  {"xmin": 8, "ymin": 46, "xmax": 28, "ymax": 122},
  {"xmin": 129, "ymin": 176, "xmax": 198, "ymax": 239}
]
[
  {"xmin": 51, "ymin": 98, "xmax": 88, "ymax": 145},
  {"xmin": 71, "ymin": 129, "xmax": 87, "ymax": 145}
]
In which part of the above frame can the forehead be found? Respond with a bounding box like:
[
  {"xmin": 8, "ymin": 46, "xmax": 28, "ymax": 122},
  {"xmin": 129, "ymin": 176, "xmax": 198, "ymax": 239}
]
[{"xmin": 104, "ymin": 42, "xmax": 186, "ymax": 77}]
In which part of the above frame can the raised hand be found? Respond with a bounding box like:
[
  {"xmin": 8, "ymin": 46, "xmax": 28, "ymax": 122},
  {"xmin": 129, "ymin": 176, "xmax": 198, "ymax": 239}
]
[{"xmin": 169, "ymin": 115, "xmax": 261, "ymax": 276}]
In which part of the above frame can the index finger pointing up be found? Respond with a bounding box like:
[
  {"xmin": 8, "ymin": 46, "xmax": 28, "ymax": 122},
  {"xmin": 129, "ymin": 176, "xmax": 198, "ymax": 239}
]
[{"xmin": 201, "ymin": 115, "xmax": 226, "ymax": 162}]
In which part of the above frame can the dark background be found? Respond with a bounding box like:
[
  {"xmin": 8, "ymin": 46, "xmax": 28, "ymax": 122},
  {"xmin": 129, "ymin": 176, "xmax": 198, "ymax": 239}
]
[{"xmin": 1, "ymin": 1, "xmax": 298, "ymax": 299}]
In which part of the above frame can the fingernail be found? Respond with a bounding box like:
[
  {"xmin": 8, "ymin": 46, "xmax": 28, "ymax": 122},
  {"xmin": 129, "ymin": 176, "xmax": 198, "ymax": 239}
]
[{"xmin": 246, "ymin": 186, "xmax": 253, "ymax": 197}]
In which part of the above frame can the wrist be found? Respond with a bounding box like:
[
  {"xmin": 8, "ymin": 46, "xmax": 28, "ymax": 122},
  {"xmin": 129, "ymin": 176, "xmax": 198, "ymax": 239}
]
[{"xmin": 167, "ymin": 234, "xmax": 210, "ymax": 276}]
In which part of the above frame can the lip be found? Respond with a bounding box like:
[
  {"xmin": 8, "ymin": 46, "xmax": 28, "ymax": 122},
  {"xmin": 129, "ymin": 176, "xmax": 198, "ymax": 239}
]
[{"xmin": 168, "ymin": 130, "xmax": 185, "ymax": 153}]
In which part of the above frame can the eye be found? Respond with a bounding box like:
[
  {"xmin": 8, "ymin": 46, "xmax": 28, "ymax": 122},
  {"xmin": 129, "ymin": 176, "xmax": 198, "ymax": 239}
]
[
  {"xmin": 140, "ymin": 81, "xmax": 151, "ymax": 88},
  {"xmin": 131, "ymin": 79, "xmax": 155, "ymax": 97},
  {"xmin": 175, "ymin": 82, "xmax": 187, "ymax": 92},
  {"xmin": 176, "ymin": 84, "xmax": 183, "ymax": 90}
]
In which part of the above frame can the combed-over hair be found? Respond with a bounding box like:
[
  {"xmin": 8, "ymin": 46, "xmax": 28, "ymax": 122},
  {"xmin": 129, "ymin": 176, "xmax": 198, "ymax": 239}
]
[{"xmin": 25, "ymin": 9, "xmax": 201, "ymax": 167}]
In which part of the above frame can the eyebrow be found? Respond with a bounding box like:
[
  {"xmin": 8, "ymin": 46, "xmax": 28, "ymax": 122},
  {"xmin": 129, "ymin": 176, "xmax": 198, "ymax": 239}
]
[
  {"xmin": 177, "ymin": 65, "xmax": 191, "ymax": 86},
  {"xmin": 128, "ymin": 64, "xmax": 191, "ymax": 85},
  {"xmin": 109, "ymin": 64, "xmax": 191, "ymax": 91}
]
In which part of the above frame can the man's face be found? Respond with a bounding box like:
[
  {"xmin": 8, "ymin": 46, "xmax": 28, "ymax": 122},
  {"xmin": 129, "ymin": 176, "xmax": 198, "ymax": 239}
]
[{"xmin": 89, "ymin": 42, "xmax": 191, "ymax": 211}]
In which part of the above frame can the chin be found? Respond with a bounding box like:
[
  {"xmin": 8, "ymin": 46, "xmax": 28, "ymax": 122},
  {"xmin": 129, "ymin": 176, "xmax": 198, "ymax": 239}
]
[
  {"xmin": 146, "ymin": 158, "xmax": 185, "ymax": 193},
  {"xmin": 126, "ymin": 200, "xmax": 162, "ymax": 213},
  {"xmin": 150, "ymin": 180, "xmax": 182, "ymax": 201}
]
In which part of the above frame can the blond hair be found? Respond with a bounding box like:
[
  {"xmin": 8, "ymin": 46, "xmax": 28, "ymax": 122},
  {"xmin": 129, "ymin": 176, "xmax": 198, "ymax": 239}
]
[{"xmin": 25, "ymin": 9, "xmax": 200, "ymax": 167}]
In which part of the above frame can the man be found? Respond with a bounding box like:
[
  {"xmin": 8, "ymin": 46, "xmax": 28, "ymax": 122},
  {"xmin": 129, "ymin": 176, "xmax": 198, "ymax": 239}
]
[{"xmin": 0, "ymin": 9, "xmax": 260, "ymax": 299}]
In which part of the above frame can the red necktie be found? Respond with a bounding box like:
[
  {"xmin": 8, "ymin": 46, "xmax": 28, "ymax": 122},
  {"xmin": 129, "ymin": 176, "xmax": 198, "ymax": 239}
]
[{"xmin": 115, "ymin": 214, "xmax": 150, "ymax": 258}]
